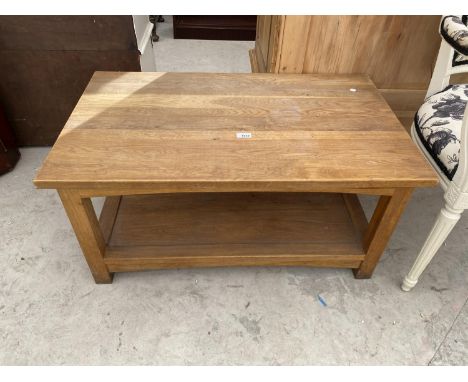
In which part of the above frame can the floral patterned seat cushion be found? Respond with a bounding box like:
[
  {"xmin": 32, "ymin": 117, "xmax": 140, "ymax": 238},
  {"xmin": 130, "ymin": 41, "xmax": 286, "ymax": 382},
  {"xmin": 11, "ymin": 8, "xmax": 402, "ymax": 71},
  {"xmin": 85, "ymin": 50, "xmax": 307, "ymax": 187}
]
[
  {"xmin": 440, "ymin": 15, "xmax": 468, "ymax": 58},
  {"xmin": 415, "ymin": 84, "xmax": 468, "ymax": 180}
]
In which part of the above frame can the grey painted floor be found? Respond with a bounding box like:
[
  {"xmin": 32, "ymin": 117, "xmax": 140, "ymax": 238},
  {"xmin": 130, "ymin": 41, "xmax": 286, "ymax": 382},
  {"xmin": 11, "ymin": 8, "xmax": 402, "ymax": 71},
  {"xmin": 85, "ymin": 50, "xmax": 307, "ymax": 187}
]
[{"xmin": 0, "ymin": 17, "xmax": 467, "ymax": 365}]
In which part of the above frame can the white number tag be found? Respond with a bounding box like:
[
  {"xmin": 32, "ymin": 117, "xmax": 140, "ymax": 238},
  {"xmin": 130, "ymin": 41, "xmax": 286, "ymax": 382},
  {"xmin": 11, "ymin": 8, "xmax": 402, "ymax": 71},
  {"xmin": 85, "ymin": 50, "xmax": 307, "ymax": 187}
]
[{"xmin": 236, "ymin": 132, "xmax": 252, "ymax": 139}]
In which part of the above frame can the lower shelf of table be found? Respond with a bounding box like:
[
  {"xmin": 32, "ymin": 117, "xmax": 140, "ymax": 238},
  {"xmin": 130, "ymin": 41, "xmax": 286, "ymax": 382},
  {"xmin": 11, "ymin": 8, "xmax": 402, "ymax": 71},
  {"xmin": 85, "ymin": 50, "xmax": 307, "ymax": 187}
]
[{"xmin": 100, "ymin": 192, "xmax": 368, "ymax": 272}]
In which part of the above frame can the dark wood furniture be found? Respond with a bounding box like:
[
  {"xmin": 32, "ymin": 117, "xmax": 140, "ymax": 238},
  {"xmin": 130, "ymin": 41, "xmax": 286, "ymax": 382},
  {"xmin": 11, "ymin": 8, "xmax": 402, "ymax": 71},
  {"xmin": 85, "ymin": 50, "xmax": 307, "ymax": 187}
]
[
  {"xmin": 173, "ymin": 16, "xmax": 256, "ymax": 41},
  {"xmin": 0, "ymin": 16, "xmax": 141, "ymax": 146},
  {"xmin": 34, "ymin": 72, "xmax": 437, "ymax": 284},
  {"xmin": 0, "ymin": 103, "xmax": 20, "ymax": 175}
]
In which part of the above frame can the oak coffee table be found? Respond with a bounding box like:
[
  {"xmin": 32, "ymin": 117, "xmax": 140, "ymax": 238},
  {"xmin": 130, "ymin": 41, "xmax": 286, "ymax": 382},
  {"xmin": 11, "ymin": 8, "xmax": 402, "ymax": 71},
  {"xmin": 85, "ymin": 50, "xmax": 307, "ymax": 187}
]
[{"xmin": 34, "ymin": 72, "xmax": 437, "ymax": 283}]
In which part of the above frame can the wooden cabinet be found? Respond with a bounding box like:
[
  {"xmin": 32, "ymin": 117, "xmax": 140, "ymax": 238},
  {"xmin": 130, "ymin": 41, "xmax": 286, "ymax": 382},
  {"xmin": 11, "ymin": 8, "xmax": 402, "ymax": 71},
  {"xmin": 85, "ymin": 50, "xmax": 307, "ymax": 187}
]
[
  {"xmin": 173, "ymin": 16, "xmax": 256, "ymax": 41},
  {"xmin": 0, "ymin": 16, "xmax": 155, "ymax": 146},
  {"xmin": 0, "ymin": 103, "xmax": 20, "ymax": 174},
  {"xmin": 250, "ymin": 16, "xmax": 283, "ymax": 73},
  {"xmin": 250, "ymin": 16, "xmax": 465, "ymax": 129}
]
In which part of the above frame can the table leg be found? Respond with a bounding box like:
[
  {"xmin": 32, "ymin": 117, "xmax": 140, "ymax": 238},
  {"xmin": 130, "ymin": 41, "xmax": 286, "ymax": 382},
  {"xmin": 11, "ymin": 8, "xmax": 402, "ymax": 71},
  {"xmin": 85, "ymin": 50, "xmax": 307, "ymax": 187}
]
[
  {"xmin": 58, "ymin": 189, "xmax": 113, "ymax": 284},
  {"xmin": 354, "ymin": 188, "xmax": 413, "ymax": 279}
]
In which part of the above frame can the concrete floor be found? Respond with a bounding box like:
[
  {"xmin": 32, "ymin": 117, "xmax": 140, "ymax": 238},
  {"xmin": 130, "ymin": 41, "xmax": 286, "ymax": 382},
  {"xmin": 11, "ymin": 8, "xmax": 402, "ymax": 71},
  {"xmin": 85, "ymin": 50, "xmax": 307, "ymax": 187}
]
[
  {"xmin": 0, "ymin": 17, "xmax": 467, "ymax": 365},
  {"xmin": 153, "ymin": 16, "xmax": 254, "ymax": 72}
]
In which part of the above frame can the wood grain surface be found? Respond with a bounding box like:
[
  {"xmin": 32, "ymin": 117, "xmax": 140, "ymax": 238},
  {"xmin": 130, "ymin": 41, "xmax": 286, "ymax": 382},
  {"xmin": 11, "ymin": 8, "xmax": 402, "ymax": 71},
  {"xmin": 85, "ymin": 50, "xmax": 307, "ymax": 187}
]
[
  {"xmin": 0, "ymin": 16, "xmax": 141, "ymax": 146},
  {"xmin": 251, "ymin": 16, "xmax": 468, "ymax": 129},
  {"xmin": 59, "ymin": 190, "xmax": 113, "ymax": 283},
  {"xmin": 103, "ymin": 192, "xmax": 366, "ymax": 272},
  {"xmin": 34, "ymin": 72, "xmax": 437, "ymax": 192},
  {"xmin": 354, "ymin": 188, "xmax": 414, "ymax": 278}
]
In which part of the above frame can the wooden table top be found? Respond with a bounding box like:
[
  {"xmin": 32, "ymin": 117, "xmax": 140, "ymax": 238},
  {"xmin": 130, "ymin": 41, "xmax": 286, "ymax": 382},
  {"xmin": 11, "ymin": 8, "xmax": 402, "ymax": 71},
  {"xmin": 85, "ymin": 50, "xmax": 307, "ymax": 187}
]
[{"xmin": 34, "ymin": 72, "xmax": 437, "ymax": 192}]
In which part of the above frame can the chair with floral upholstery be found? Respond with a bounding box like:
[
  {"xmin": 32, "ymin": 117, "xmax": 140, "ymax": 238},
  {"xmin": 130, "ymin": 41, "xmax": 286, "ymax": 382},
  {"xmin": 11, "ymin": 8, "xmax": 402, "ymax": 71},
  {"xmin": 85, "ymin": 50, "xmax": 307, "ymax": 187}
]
[{"xmin": 402, "ymin": 15, "xmax": 468, "ymax": 291}]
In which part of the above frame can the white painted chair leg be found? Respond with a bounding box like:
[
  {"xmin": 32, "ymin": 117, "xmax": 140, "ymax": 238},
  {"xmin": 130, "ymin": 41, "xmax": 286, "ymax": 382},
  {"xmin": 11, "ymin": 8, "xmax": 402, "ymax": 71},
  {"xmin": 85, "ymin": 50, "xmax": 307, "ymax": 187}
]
[{"xmin": 401, "ymin": 204, "xmax": 463, "ymax": 291}]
